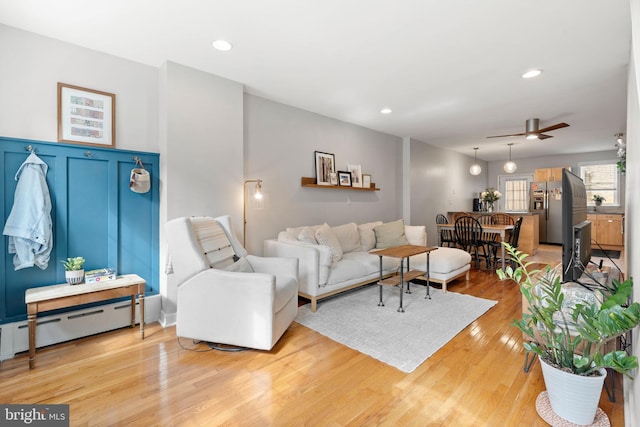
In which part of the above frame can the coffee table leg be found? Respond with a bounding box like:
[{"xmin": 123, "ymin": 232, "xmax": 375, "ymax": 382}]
[
  {"xmin": 378, "ymin": 256, "xmax": 384, "ymax": 307},
  {"xmin": 405, "ymin": 256, "xmax": 411, "ymax": 294},
  {"xmin": 398, "ymin": 259, "xmax": 405, "ymax": 313},
  {"xmin": 425, "ymin": 252, "xmax": 432, "ymax": 300}
]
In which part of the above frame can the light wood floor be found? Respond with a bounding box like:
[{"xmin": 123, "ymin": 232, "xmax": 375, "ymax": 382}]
[{"xmin": 0, "ymin": 246, "xmax": 624, "ymax": 426}]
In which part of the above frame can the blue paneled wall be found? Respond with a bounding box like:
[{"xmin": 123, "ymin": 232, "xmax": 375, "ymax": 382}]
[{"xmin": 0, "ymin": 137, "xmax": 159, "ymax": 324}]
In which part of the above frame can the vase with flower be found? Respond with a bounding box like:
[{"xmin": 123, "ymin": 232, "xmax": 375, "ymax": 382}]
[{"xmin": 481, "ymin": 187, "xmax": 501, "ymax": 212}]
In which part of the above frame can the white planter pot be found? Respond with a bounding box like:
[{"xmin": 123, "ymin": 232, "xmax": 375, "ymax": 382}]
[
  {"xmin": 65, "ymin": 269, "xmax": 84, "ymax": 285},
  {"xmin": 539, "ymin": 356, "xmax": 606, "ymax": 425}
]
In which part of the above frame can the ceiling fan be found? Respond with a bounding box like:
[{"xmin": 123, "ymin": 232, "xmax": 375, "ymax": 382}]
[{"xmin": 486, "ymin": 118, "xmax": 569, "ymax": 140}]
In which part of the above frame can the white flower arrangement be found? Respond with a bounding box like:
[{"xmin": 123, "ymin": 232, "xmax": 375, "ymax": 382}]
[{"xmin": 481, "ymin": 188, "xmax": 502, "ymax": 204}]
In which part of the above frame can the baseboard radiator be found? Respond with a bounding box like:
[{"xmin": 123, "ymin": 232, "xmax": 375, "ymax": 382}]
[{"xmin": 0, "ymin": 294, "xmax": 161, "ymax": 361}]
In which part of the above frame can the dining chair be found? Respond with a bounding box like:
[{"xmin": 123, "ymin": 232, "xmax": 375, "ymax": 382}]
[
  {"xmin": 436, "ymin": 213, "xmax": 457, "ymax": 247},
  {"xmin": 489, "ymin": 216, "xmax": 523, "ymax": 269},
  {"xmin": 454, "ymin": 216, "xmax": 489, "ymax": 270}
]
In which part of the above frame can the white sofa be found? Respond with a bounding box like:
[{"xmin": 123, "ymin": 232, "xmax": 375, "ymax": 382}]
[{"xmin": 264, "ymin": 220, "xmax": 471, "ymax": 312}]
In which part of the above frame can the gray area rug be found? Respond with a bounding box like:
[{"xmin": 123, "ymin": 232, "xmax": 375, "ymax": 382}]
[{"xmin": 296, "ymin": 284, "xmax": 497, "ymax": 373}]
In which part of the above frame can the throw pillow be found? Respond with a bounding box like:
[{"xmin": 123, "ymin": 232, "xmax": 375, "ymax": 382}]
[
  {"xmin": 297, "ymin": 227, "xmax": 318, "ymax": 244},
  {"xmin": 331, "ymin": 222, "xmax": 360, "ymax": 253},
  {"xmin": 358, "ymin": 221, "xmax": 383, "ymax": 251},
  {"xmin": 221, "ymin": 256, "xmax": 254, "ymax": 272},
  {"xmin": 315, "ymin": 223, "xmax": 343, "ymax": 263},
  {"xmin": 374, "ymin": 219, "xmax": 409, "ymax": 249},
  {"xmin": 404, "ymin": 225, "xmax": 426, "ymax": 246}
]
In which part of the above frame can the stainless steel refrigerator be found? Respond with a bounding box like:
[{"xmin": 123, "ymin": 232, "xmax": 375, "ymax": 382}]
[{"xmin": 530, "ymin": 181, "xmax": 563, "ymax": 244}]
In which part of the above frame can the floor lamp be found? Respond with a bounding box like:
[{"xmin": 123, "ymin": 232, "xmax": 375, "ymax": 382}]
[{"xmin": 243, "ymin": 179, "xmax": 263, "ymax": 247}]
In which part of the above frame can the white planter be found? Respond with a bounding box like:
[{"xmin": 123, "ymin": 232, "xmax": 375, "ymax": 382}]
[
  {"xmin": 65, "ymin": 269, "xmax": 84, "ymax": 285},
  {"xmin": 539, "ymin": 356, "xmax": 606, "ymax": 425}
]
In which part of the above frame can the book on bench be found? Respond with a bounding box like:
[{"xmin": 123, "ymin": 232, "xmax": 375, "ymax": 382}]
[{"xmin": 85, "ymin": 268, "xmax": 116, "ymax": 283}]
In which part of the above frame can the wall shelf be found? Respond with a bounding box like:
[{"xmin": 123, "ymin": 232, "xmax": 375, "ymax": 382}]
[{"xmin": 301, "ymin": 177, "xmax": 380, "ymax": 191}]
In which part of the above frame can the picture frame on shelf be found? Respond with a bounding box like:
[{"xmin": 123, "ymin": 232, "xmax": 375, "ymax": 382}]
[
  {"xmin": 347, "ymin": 162, "xmax": 362, "ymax": 187},
  {"xmin": 315, "ymin": 151, "xmax": 336, "ymax": 186},
  {"xmin": 329, "ymin": 172, "xmax": 338, "ymax": 186},
  {"xmin": 338, "ymin": 170, "xmax": 352, "ymax": 186},
  {"xmin": 57, "ymin": 83, "xmax": 116, "ymax": 148},
  {"xmin": 362, "ymin": 174, "xmax": 371, "ymax": 189}
]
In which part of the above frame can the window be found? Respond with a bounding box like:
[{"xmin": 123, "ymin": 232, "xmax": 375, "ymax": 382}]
[
  {"xmin": 498, "ymin": 175, "xmax": 531, "ymax": 212},
  {"xmin": 579, "ymin": 162, "xmax": 619, "ymax": 206}
]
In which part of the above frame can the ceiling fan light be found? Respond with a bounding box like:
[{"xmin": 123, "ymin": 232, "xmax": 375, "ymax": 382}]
[{"xmin": 526, "ymin": 134, "xmax": 539, "ymax": 140}]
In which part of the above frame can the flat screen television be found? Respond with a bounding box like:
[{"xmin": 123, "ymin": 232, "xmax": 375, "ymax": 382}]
[{"xmin": 562, "ymin": 169, "xmax": 592, "ymax": 282}]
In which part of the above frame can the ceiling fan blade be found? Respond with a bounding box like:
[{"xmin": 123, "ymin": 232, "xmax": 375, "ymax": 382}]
[
  {"xmin": 537, "ymin": 133, "xmax": 553, "ymax": 140},
  {"xmin": 537, "ymin": 122, "xmax": 570, "ymax": 133},
  {"xmin": 486, "ymin": 132, "xmax": 526, "ymax": 139}
]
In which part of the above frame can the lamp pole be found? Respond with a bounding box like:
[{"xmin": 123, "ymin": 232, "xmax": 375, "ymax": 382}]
[{"xmin": 243, "ymin": 179, "xmax": 263, "ymax": 247}]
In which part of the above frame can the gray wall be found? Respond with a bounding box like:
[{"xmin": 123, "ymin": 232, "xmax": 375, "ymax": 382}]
[
  {"xmin": 409, "ymin": 139, "xmax": 488, "ymax": 246},
  {"xmin": 244, "ymin": 94, "xmax": 403, "ymax": 253},
  {"xmin": 486, "ymin": 151, "xmax": 625, "ymax": 214}
]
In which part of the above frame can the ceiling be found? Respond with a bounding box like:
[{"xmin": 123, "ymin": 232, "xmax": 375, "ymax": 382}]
[{"xmin": 0, "ymin": 1, "xmax": 631, "ymax": 162}]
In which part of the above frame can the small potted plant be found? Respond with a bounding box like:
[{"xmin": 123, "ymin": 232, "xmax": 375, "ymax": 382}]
[
  {"xmin": 498, "ymin": 243, "xmax": 640, "ymax": 425},
  {"xmin": 592, "ymin": 194, "xmax": 605, "ymax": 206},
  {"xmin": 62, "ymin": 256, "xmax": 85, "ymax": 285}
]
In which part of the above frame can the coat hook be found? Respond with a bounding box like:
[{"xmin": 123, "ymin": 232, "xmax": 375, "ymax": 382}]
[
  {"xmin": 25, "ymin": 145, "xmax": 36, "ymax": 152},
  {"xmin": 85, "ymin": 150, "xmax": 92, "ymax": 158}
]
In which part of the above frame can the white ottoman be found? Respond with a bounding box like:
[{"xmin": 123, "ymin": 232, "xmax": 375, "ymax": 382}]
[{"xmin": 408, "ymin": 247, "xmax": 472, "ymax": 292}]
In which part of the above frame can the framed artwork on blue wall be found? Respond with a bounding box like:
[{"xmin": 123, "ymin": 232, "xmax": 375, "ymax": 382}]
[{"xmin": 58, "ymin": 83, "xmax": 116, "ymax": 148}]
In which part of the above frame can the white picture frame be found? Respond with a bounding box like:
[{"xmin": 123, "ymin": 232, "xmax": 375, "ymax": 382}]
[{"xmin": 347, "ymin": 163, "xmax": 362, "ymax": 188}]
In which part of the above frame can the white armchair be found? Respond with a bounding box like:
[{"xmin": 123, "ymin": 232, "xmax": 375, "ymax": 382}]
[{"xmin": 165, "ymin": 215, "xmax": 298, "ymax": 350}]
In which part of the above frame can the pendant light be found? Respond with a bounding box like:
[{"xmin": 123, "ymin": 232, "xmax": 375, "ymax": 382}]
[
  {"xmin": 503, "ymin": 143, "xmax": 517, "ymax": 173},
  {"xmin": 469, "ymin": 147, "xmax": 482, "ymax": 175}
]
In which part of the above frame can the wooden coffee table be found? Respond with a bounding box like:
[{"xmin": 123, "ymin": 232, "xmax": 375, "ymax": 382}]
[{"xmin": 370, "ymin": 245, "xmax": 438, "ymax": 312}]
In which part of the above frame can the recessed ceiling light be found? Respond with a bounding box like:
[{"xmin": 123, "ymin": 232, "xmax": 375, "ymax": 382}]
[
  {"xmin": 380, "ymin": 108, "xmax": 392, "ymax": 114},
  {"xmin": 522, "ymin": 69, "xmax": 543, "ymax": 79},
  {"xmin": 212, "ymin": 40, "xmax": 233, "ymax": 51}
]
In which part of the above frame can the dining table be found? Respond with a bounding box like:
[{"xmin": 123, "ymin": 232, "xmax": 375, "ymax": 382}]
[{"xmin": 436, "ymin": 223, "xmax": 514, "ymax": 270}]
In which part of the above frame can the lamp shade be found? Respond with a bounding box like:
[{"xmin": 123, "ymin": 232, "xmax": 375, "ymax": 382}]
[
  {"xmin": 503, "ymin": 143, "xmax": 517, "ymax": 173},
  {"xmin": 469, "ymin": 147, "xmax": 482, "ymax": 175}
]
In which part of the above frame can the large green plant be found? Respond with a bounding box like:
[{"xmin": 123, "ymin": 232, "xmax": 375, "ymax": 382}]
[{"xmin": 497, "ymin": 243, "xmax": 640, "ymax": 378}]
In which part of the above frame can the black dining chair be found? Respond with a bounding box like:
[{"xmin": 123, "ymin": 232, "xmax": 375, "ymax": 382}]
[
  {"xmin": 454, "ymin": 216, "xmax": 489, "ymax": 270},
  {"xmin": 489, "ymin": 216, "xmax": 523, "ymax": 269},
  {"xmin": 436, "ymin": 213, "xmax": 457, "ymax": 247}
]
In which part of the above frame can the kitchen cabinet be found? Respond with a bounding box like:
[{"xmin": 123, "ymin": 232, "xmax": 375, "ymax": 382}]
[
  {"xmin": 587, "ymin": 214, "xmax": 624, "ymax": 249},
  {"xmin": 534, "ymin": 167, "xmax": 567, "ymax": 182}
]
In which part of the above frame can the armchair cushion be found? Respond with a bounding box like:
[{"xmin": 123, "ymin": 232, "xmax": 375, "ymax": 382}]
[{"xmin": 222, "ymin": 256, "xmax": 254, "ymax": 273}]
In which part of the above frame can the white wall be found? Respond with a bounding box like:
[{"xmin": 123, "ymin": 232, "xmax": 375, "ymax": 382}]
[
  {"xmin": 0, "ymin": 24, "xmax": 158, "ymax": 152},
  {"xmin": 158, "ymin": 61, "xmax": 244, "ymax": 321},
  {"xmin": 625, "ymin": 2, "xmax": 640, "ymax": 424},
  {"xmin": 244, "ymin": 94, "xmax": 403, "ymax": 254},
  {"xmin": 409, "ymin": 139, "xmax": 488, "ymax": 246}
]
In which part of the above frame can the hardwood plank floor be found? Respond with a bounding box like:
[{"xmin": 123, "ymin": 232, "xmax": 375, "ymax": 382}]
[{"xmin": 0, "ymin": 246, "xmax": 624, "ymax": 426}]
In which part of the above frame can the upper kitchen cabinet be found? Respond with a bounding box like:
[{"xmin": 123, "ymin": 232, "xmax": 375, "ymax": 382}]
[{"xmin": 534, "ymin": 167, "xmax": 568, "ymax": 182}]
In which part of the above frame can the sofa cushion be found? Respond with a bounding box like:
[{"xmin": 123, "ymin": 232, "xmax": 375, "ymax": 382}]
[
  {"xmin": 374, "ymin": 220, "xmax": 409, "ymax": 249},
  {"xmin": 404, "ymin": 225, "xmax": 426, "ymax": 246},
  {"xmin": 342, "ymin": 251, "xmax": 400, "ymax": 275},
  {"xmin": 315, "ymin": 223, "xmax": 343, "ymax": 263},
  {"xmin": 221, "ymin": 256, "xmax": 254, "ymax": 273},
  {"xmin": 326, "ymin": 258, "xmax": 369, "ymax": 286},
  {"xmin": 278, "ymin": 231, "xmax": 298, "ymax": 242},
  {"xmin": 358, "ymin": 221, "xmax": 383, "ymax": 251},
  {"xmin": 409, "ymin": 247, "xmax": 471, "ymax": 274},
  {"xmin": 286, "ymin": 224, "xmax": 321, "ymax": 239},
  {"xmin": 331, "ymin": 222, "xmax": 361, "ymax": 253},
  {"xmin": 297, "ymin": 226, "xmax": 318, "ymax": 244}
]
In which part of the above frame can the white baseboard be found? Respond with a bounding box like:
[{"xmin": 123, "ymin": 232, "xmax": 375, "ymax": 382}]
[{"xmin": 0, "ymin": 294, "xmax": 161, "ymax": 361}]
